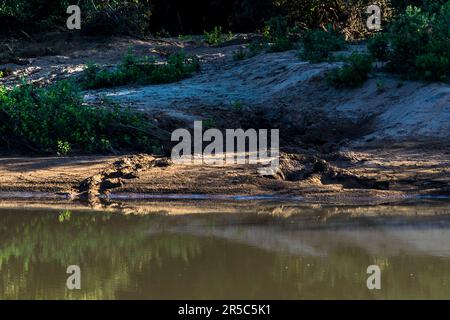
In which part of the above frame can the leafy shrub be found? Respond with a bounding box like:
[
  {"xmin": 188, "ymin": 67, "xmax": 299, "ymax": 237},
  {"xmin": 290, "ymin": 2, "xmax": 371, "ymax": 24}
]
[
  {"xmin": 178, "ymin": 34, "xmax": 194, "ymax": 41},
  {"xmin": 0, "ymin": 81, "xmax": 160, "ymax": 154},
  {"xmin": 300, "ymin": 27, "xmax": 346, "ymax": 62},
  {"xmin": 204, "ymin": 26, "xmax": 233, "ymax": 46},
  {"xmin": 267, "ymin": 37, "xmax": 293, "ymax": 53},
  {"xmin": 248, "ymin": 41, "xmax": 266, "ymax": 57},
  {"xmin": 368, "ymin": 3, "xmax": 450, "ymax": 81},
  {"xmin": 0, "ymin": 0, "xmax": 151, "ymax": 35},
  {"xmin": 81, "ymin": 51, "xmax": 200, "ymax": 90},
  {"xmin": 415, "ymin": 53, "xmax": 449, "ymax": 81},
  {"xmin": 57, "ymin": 141, "xmax": 71, "ymax": 156},
  {"xmin": 233, "ymin": 49, "xmax": 247, "ymax": 61},
  {"xmin": 264, "ymin": 16, "xmax": 294, "ymax": 52},
  {"xmin": 367, "ymin": 33, "xmax": 390, "ymax": 61},
  {"xmin": 326, "ymin": 53, "xmax": 373, "ymax": 88},
  {"xmin": 388, "ymin": 6, "xmax": 431, "ymax": 74},
  {"xmin": 391, "ymin": 0, "xmax": 448, "ymax": 13}
]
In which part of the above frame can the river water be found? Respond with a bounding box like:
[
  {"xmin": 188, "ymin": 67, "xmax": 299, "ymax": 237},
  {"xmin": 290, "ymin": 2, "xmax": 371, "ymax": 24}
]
[{"xmin": 1, "ymin": 200, "xmax": 450, "ymax": 299}]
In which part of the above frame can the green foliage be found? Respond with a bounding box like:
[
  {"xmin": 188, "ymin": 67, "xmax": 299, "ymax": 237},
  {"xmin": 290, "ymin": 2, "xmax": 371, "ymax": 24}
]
[
  {"xmin": 300, "ymin": 27, "xmax": 346, "ymax": 62},
  {"xmin": 264, "ymin": 16, "xmax": 294, "ymax": 52},
  {"xmin": 248, "ymin": 41, "xmax": 266, "ymax": 57},
  {"xmin": 204, "ymin": 26, "xmax": 233, "ymax": 46},
  {"xmin": 0, "ymin": 81, "xmax": 161, "ymax": 154},
  {"xmin": 367, "ymin": 33, "xmax": 390, "ymax": 61},
  {"xmin": 326, "ymin": 53, "xmax": 373, "ymax": 88},
  {"xmin": 57, "ymin": 140, "xmax": 71, "ymax": 156},
  {"xmin": 267, "ymin": 37, "xmax": 293, "ymax": 53},
  {"xmin": 81, "ymin": 50, "xmax": 200, "ymax": 90},
  {"xmin": 0, "ymin": 68, "xmax": 12, "ymax": 79},
  {"xmin": 415, "ymin": 53, "xmax": 450, "ymax": 81},
  {"xmin": 58, "ymin": 210, "xmax": 72, "ymax": 223},
  {"xmin": 391, "ymin": 0, "xmax": 448, "ymax": 13},
  {"xmin": 178, "ymin": 34, "xmax": 194, "ymax": 41},
  {"xmin": 367, "ymin": 2, "xmax": 450, "ymax": 81},
  {"xmin": 388, "ymin": 6, "xmax": 431, "ymax": 74},
  {"xmin": 233, "ymin": 49, "xmax": 247, "ymax": 61},
  {"xmin": 0, "ymin": 0, "xmax": 151, "ymax": 35}
]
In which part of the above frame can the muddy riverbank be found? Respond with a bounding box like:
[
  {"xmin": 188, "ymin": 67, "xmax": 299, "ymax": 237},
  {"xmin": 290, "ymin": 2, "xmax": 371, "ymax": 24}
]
[
  {"xmin": 0, "ymin": 145, "xmax": 448, "ymax": 209},
  {"xmin": 1, "ymin": 35, "xmax": 449, "ymax": 208}
]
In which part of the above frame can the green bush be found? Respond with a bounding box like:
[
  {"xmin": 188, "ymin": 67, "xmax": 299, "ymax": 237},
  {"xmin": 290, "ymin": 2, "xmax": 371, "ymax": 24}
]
[
  {"xmin": 326, "ymin": 53, "xmax": 373, "ymax": 88},
  {"xmin": 300, "ymin": 27, "xmax": 346, "ymax": 62},
  {"xmin": 0, "ymin": 0, "xmax": 151, "ymax": 35},
  {"xmin": 0, "ymin": 81, "xmax": 160, "ymax": 154},
  {"xmin": 367, "ymin": 33, "xmax": 390, "ymax": 61},
  {"xmin": 233, "ymin": 49, "xmax": 247, "ymax": 61},
  {"xmin": 57, "ymin": 140, "xmax": 71, "ymax": 156},
  {"xmin": 81, "ymin": 51, "xmax": 200, "ymax": 90},
  {"xmin": 204, "ymin": 26, "xmax": 233, "ymax": 46},
  {"xmin": 388, "ymin": 6, "xmax": 431, "ymax": 74},
  {"xmin": 0, "ymin": 68, "xmax": 13, "ymax": 78},
  {"xmin": 247, "ymin": 41, "xmax": 266, "ymax": 57},
  {"xmin": 264, "ymin": 16, "xmax": 294, "ymax": 52},
  {"xmin": 369, "ymin": 3, "xmax": 450, "ymax": 82},
  {"xmin": 415, "ymin": 53, "xmax": 449, "ymax": 81}
]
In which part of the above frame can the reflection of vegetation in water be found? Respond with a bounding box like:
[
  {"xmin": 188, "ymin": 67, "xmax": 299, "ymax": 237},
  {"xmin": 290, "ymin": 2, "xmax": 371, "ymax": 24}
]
[
  {"xmin": 1, "ymin": 208, "xmax": 450, "ymax": 299},
  {"xmin": 0, "ymin": 210, "xmax": 203, "ymax": 299}
]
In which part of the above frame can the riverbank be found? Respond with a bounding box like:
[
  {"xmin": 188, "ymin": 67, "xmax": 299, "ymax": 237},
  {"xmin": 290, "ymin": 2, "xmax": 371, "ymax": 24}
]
[
  {"xmin": 0, "ymin": 145, "xmax": 448, "ymax": 209},
  {"xmin": 1, "ymin": 35, "xmax": 449, "ymax": 209}
]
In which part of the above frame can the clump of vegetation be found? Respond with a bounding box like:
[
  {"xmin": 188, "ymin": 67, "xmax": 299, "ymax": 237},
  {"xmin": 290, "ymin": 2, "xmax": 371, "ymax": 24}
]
[
  {"xmin": 248, "ymin": 41, "xmax": 266, "ymax": 57},
  {"xmin": 326, "ymin": 53, "xmax": 373, "ymax": 88},
  {"xmin": 0, "ymin": 68, "xmax": 13, "ymax": 78},
  {"xmin": 81, "ymin": 50, "xmax": 200, "ymax": 90},
  {"xmin": 178, "ymin": 34, "xmax": 194, "ymax": 42},
  {"xmin": 367, "ymin": 33, "xmax": 390, "ymax": 61},
  {"xmin": 300, "ymin": 27, "xmax": 346, "ymax": 62},
  {"xmin": 204, "ymin": 26, "xmax": 233, "ymax": 46},
  {"xmin": 264, "ymin": 16, "xmax": 294, "ymax": 52},
  {"xmin": 57, "ymin": 140, "xmax": 71, "ymax": 156},
  {"xmin": 369, "ymin": 3, "xmax": 450, "ymax": 82},
  {"xmin": 388, "ymin": 6, "xmax": 433, "ymax": 74},
  {"xmin": 0, "ymin": 81, "xmax": 161, "ymax": 154},
  {"xmin": 233, "ymin": 49, "xmax": 247, "ymax": 61},
  {"xmin": 0, "ymin": 0, "xmax": 151, "ymax": 36},
  {"xmin": 414, "ymin": 53, "xmax": 450, "ymax": 81}
]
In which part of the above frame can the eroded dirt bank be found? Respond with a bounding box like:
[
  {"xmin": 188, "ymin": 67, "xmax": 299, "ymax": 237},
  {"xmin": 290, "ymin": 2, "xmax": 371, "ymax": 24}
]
[
  {"xmin": 0, "ymin": 146, "xmax": 448, "ymax": 208},
  {"xmin": 1, "ymin": 35, "xmax": 449, "ymax": 207},
  {"xmin": 2, "ymin": 36, "xmax": 449, "ymax": 144}
]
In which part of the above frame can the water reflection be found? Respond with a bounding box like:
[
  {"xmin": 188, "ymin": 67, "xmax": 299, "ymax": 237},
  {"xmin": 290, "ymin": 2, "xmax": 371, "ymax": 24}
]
[{"xmin": 1, "ymin": 202, "xmax": 450, "ymax": 299}]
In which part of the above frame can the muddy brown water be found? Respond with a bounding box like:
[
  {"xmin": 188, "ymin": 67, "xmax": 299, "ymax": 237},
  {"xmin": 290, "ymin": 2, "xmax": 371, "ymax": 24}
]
[{"xmin": 1, "ymin": 200, "xmax": 450, "ymax": 300}]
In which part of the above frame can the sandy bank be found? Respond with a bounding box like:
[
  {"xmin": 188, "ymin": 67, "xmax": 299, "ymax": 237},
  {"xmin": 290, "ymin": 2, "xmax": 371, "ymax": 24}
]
[
  {"xmin": 1, "ymin": 36, "xmax": 449, "ymax": 209},
  {"xmin": 0, "ymin": 146, "xmax": 448, "ymax": 208}
]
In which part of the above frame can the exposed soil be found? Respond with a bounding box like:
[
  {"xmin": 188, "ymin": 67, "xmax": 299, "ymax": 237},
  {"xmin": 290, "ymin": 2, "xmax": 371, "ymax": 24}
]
[
  {"xmin": 0, "ymin": 146, "xmax": 448, "ymax": 209},
  {"xmin": 1, "ymin": 34, "xmax": 449, "ymax": 208}
]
